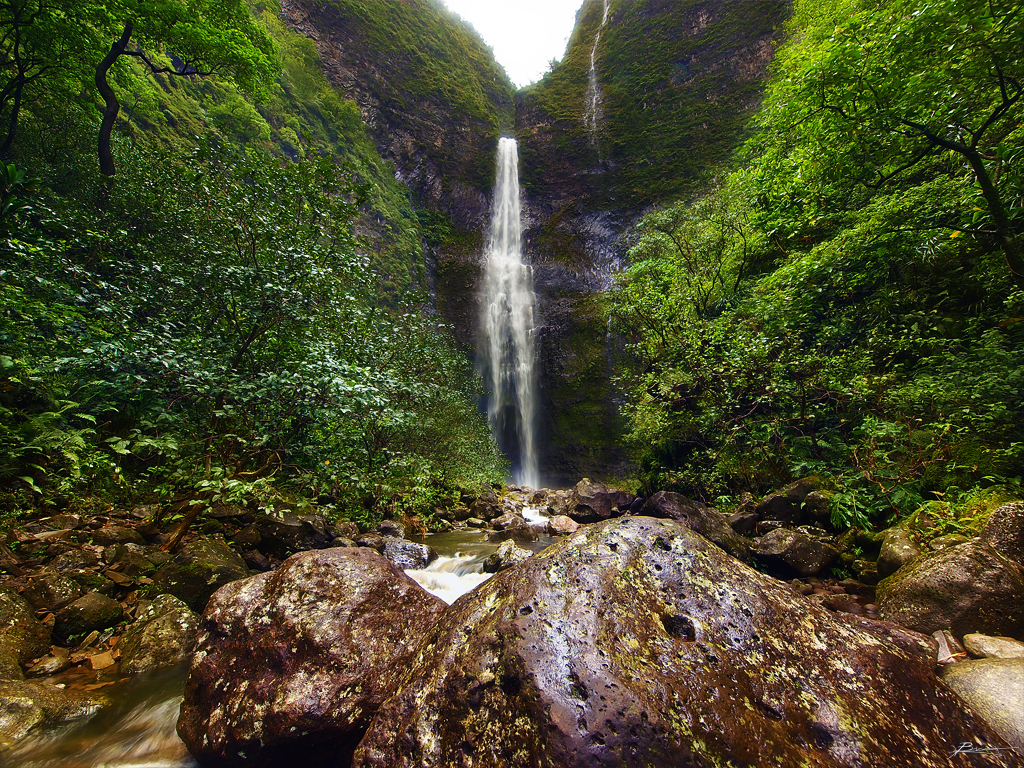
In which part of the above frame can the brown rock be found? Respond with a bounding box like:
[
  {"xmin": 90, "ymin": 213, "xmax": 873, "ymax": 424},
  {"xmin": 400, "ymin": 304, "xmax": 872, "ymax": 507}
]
[
  {"xmin": 963, "ymin": 634, "xmax": 1024, "ymax": 660},
  {"xmin": 753, "ymin": 528, "xmax": 839, "ymax": 577},
  {"xmin": 119, "ymin": 594, "xmax": 200, "ymax": 675},
  {"xmin": 0, "ymin": 586, "xmax": 50, "ymax": 680},
  {"xmin": 566, "ymin": 478, "xmax": 632, "ymax": 523},
  {"xmin": 177, "ymin": 547, "xmax": 446, "ymax": 768},
  {"xmin": 352, "ymin": 517, "xmax": 1012, "ymax": 768},
  {"xmin": 980, "ymin": 501, "xmax": 1024, "ymax": 565},
  {"xmin": 546, "ymin": 515, "xmax": 580, "ymax": 535},
  {"xmin": 876, "ymin": 527, "xmax": 922, "ymax": 578},
  {"xmin": 941, "ymin": 658, "xmax": 1024, "ymax": 757},
  {"xmin": 53, "ymin": 592, "xmax": 123, "ymax": 644},
  {"xmin": 640, "ymin": 491, "xmax": 751, "ymax": 561}
]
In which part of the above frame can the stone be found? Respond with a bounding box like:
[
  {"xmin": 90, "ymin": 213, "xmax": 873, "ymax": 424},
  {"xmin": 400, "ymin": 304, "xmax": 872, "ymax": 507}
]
[
  {"xmin": 103, "ymin": 543, "xmax": 157, "ymax": 577},
  {"xmin": 91, "ymin": 525, "xmax": 145, "ymax": 546},
  {"xmin": 352, "ymin": 518, "xmax": 1012, "ymax": 768},
  {"xmin": 980, "ymin": 501, "xmax": 1024, "ymax": 565},
  {"xmin": 854, "ymin": 560, "xmax": 880, "ymax": 586},
  {"xmin": 231, "ymin": 525, "xmax": 262, "ymax": 549},
  {"xmin": 546, "ymin": 515, "xmax": 580, "ymax": 536},
  {"xmin": 929, "ymin": 533, "xmax": 969, "ymax": 551},
  {"xmin": 755, "ymin": 493, "xmax": 801, "ymax": 524},
  {"xmin": 482, "ymin": 540, "xmax": 532, "ymax": 573},
  {"xmin": 728, "ymin": 511, "xmax": 759, "ymax": 536},
  {"xmin": 755, "ymin": 519, "xmax": 788, "ymax": 535},
  {"xmin": 177, "ymin": 547, "xmax": 446, "ymax": 768},
  {"xmin": 151, "ymin": 539, "xmax": 249, "ymax": 613},
  {"xmin": 941, "ymin": 658, "xmax": 1024, "ymax": 756},
  {"xmin": 876, "ymin": 527, "xmax": 922, "ymax": 578},
  {"xmin": 485, "ymin": 525, "xmax": 538, "ymax": 544},
  {"xmin": 119, "ymin": 595, "xmax": 200, "ymax": 675},
  {"xmin": 381, "ymin": 539, "xmax": 437, "ymax": 570},
  {"xmin": 566, "ymin": 478, "xmax": 632, "ymax": 523},
  {"xmin": 375, "ymin": 520, "xmax": 406, "ymax": 538},
  {"xmin": 49, "ymin": 549, "xmax": 98, "ymax": 571},
  {"xmin": 242, "ymin": 549, "xmax": 271, "ymax": 572},
  {"xmin": 254, "ymin": 513, "xmax": 333, "ymax": 558},
  {"xmin": 331, "ymin": 521, "xmax": 360, "ymax": 540},
  {"xmin": 25, "ymin": 655, "xmax": 71, "ymax": 677},
  {"xmin": 0, "ymin": 587, "xmax": 50, "ymax": 680},
  {"xmin": 934, "ymin": 630, "xmax": 968, "ymax": 666},
  {"xmin": 753, "ymin": 528, "xmax": 840, "ymax": 577},
  {"xmin": 803, "ymin": 490, "xmax": 832, "ymax": 526},
  {"xmin": 21, "ymin": 571, "xmax": 82, "ymax": 613},
  {"xmin": 469, "ymin": 490, "xmax": 502, "ymax": 521},
  {"xmin": 877, "ymin": 543, "xmax": 1024, "ymax": 638},
  {"xmin": 53, "ymin": 592, "xmax": 123, "ymax": 644},
  {"xmin": 465, "ymin": 518, "xmax": 488, "ymax": 529},
  {"xmin": 639, "ymin": 491, "xmax": 751, "ymax": 561},
  {"xmin": 963, "ymin": 634, "xmax": 1024, "ymax": 660},
  {"xmin": 0, "ymin": 680, "xmax": 106, "ymax": 750},
  {"xmin": 355, "ymin": 533, "xmax": 387, "ymax": 551},
  {"xmin": 491, "ymin": 512, "xmax": 527, "ymax": 530}
]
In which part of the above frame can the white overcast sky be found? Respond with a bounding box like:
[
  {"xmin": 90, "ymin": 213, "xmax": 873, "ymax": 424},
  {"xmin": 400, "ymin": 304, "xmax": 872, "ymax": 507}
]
[{"xmin": 442, "ymin": 0, "xmax": 584, "ymax": 88}]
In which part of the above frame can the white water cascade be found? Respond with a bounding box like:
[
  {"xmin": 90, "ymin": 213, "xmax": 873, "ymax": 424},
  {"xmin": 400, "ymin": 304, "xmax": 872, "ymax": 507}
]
[
  {"xmin": 584, "ymin": 0, "xmax": 611, "ymax": 148},
  {"xmin": 480, "ymin": 137, "xmax": 540, "ymax": 488}
]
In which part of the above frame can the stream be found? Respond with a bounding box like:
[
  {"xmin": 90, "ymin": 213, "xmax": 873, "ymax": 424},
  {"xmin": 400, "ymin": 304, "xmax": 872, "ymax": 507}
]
[{"xmin": 6, "ymin": 509, "xmax": 558, "ymax": 768}]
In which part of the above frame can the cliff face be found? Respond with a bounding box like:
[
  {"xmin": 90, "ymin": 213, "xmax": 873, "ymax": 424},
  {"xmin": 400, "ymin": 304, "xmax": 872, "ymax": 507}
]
[
  {"xmin": 280, "ymin": 0, "xmax": 787, "ymax": 485},
  {"xmin": 517, "ymin": 0, "xmax": 789, "ymax": 484}
]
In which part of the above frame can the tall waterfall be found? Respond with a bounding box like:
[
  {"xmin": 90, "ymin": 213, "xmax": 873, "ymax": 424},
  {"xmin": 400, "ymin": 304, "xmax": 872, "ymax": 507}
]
[
  {"xmin": 480, "ymin": 138, "xmax": 539, "ymax": 488},
  {"xmin": 584, "ymin": 0, "xmax": 611, "ymax": 148}
]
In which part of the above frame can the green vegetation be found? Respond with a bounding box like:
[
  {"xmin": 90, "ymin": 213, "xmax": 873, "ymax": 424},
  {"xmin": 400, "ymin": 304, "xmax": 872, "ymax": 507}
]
[
  {"xmin": 518, "ymin": 0, "xmax": 788, "ymax": 208},
  {"xmin": 613, "ymin": 0, "xmax": 1024, "ymax": 527},
  {"xmin": 0, "ymin": 0, "xmax": 507, "ymax": 528}
]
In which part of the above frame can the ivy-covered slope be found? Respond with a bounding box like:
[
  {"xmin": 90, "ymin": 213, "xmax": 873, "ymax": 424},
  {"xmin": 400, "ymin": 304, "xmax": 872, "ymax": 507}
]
[{"xmin": 279, "ymin": 0, "xmax": 516, "ymax": 224}]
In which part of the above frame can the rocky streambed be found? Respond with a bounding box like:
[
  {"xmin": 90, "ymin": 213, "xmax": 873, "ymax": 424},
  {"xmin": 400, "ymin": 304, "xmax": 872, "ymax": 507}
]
[{"xmin": 1, "ymin": 482, "xmax": 1023, "ymax": 766}]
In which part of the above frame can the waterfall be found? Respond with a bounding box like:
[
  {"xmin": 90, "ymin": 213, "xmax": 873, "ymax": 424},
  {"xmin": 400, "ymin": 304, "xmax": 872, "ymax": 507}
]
[
  {"xmin": 480, "ymin": 137, "xmax": 539, "ymax": 488},
  {"xmin": 584, "ymin": 0, "xmax": 611, "ymax": 148}
]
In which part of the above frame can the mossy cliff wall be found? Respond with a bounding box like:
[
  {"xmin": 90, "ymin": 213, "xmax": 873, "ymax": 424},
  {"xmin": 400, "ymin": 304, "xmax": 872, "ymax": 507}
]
[{"xmin": 279, "ymin": 0, "xmax": 787, "ymax": 483}]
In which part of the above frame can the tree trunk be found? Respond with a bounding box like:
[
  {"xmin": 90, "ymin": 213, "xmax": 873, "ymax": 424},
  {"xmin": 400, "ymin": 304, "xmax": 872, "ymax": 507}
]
[
  {"xmin": 0, "ymin": 79, "xmax": 24, "ymax": 157},
  {"xmin": 95, "ymin": 22, "xmax": 133, "ymax": 177},
  {"xmin": 960, "ymin": 146, "xmax": 1024, "ymax": 287}
]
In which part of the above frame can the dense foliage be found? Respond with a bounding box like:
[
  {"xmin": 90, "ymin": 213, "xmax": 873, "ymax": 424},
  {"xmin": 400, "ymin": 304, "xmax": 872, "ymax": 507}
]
[
  {"xmin": 0, "ymin": 0, "xmax": 506, "ymax": 526},
  {"xmin": 613, "ymin": 0, "xmax": 1024, "ymax": 527}
]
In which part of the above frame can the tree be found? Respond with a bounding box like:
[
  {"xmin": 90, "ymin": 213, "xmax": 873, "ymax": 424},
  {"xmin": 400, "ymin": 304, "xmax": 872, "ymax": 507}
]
[
  {"xmin": 758, "ymin": 0, "xmax": 1024, "ymax": 281},
  {"xmin": 92, "ymin": 0, "xmax": 276, "ymax": 175}
]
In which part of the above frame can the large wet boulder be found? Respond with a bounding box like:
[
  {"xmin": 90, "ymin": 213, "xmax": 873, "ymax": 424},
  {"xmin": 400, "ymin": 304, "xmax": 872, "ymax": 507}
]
[
  {"xmin": 0, "ymin": 680, "xmax": 106, "ymax": 750},
  {"xmin": 177, "ymin": 547, "xmax": 447, "ymax": 768},
  {"xmin": 0, "ymin": 587, "xmax": 50, "ymax": 680},
  {"xmin": 566, "ymin": 478, "xmax": 632, "ymax": 523},
  {"xmin": 119, "ymin": 595, "xmax": 200, "ymax": 675},
  {"xmin": 752, "ymin": 528, "xmax": 839, "ymax": 577},
  {"xmin": 353, "ymin": 517, "xmax": 1013, "ymax": 768},
  {"xmin": 876, "ymin": 527, "xmax": 922, "ymax": 578},
  {"xmin": 981, "ymin": 501, "xmax": 1024, "ymax": 565},
  {"xmin": 381, "ymin": 539, "xmax": 437, "ymax": 570},
  {"xmin": 53, "ymin": 592, "xmax": 123, "ymax": 644},
  {"xmin": 638, "ymin": 491, "xmax": 751, "ymax": 561},
  {"xmin": 469, "ymin": 490, "xmax": 502, "ymax": 521},
  {"xmin": 253, "ymin": 513, "xmax": 333, "ymax": 559},
  {"xmin": 21, "ymin": 571, "xmax": 83, "ymax": 613},
  {"xmin": 151, "ymin": 539, "xmax": 249, "ymax": 613},
  {"xmin": 877, "ymin": 542, "xmax": 1024, "ymax": 637},
  {"xmin": 482, "ymin": 540, "xmax": 532, "ymax": 573},
  {"xmin": 941, "ymin": 658, "xmax": 1024, "ymax": 756}
]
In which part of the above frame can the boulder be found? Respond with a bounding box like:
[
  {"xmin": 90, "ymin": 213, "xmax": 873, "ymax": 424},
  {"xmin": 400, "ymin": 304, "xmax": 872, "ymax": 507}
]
[
  {"xmin": 254, "ymin": 513, "xmax": 332, "ymax": 559},
  {"xmin": 876, "ymin": 527, "xmax": 922, "ymax": 578},
  {"xmin": 491, "ymin": 512, "xmax": 527, "ymax": 530},
  {"xmin": 21, "ymin": 571, "xmax": 82, "ymax": 613},
  {"xmin": 546, "ymin": 515, "xmax": 580, "ymax": 536},
  {"xmin": 980, "ymin": 501, "xmax": 1024, "ymax": 565},
  {"xmin": 381, "ymin": 539, "xmax": 437, "ymax": 570},
  {"xmin": 469, "ymin": 490, "xmax": 502, "ymax": 521},
  {"xmin": 566, "ymin": 478, "xmax": 632, "ymax": 523},
  {"xmin": 0, "ymin": 680, "xmax": 106, "ymax": 750},
  {"xmin": 803, "ymin": 490, "xmax": 832, "ymax": 526},
  {"xmin": 355, "ymin": 533, "xmax": 387, "ymax": 552},
  {"xmin": 753, "ymin": 528, "xmax": 839, "ymax": 577},
  {"xmin": 352, "ymin": 517, "xmax": 1013, "ymax": 768},
  {"xmin": 331, "ymin": 521, "xmax": 360, "ymax": 540},
  {"xmin": 929, "ymin": 533, "xmax": 969, "ymax": 551},
  {"xmin": 0, "ymin": 587, "xmax": 50, "ymax": 680},
  {"xmin": 877, "ymin": 542, "xmax": 1024, "ymax": 638},
  {"xmin": 375, "ymin": 520, "xmax": 406, "ymax": 539},
  {"xmin": 103, "ymin": 543, "xmax": 158, "ymax": 577},
  {"xmin": 639, "ymin": 491, "xmax": 750, "ymax": 561},
  {"xmin": 963, "ymin": 634, "xmax": 1024, "ymax": 660},
  {"xmin": 941, "ymin": 658, "xmax": 1024, "ymax": 756},
  {"xmin": 177, "ymin": 547, "xmax": 446, "ymax": 768},
  {"xmin": 485, "ymin": 524, "xmax": 538, "ymax": 544},
  {"xmin": 119, "ymin": 595, "xmax": 200, "ymax": 675},
  {"xmin": 482, "ymin": 540, "xmax": 532, "ymax": 573},
  {"xmin": 91, "ymin": 525, "xmax": 145, "ymax": 546},
  {"xmin": 53, "ymin": 592, "xmax": 123, "ymax": 644},
  {"xmin": 728, "ymin": 511, "xmax": 759, "ymax": 536},
  {"xmin": 151, "ymin": 540, "xmax": 249, "ymax": 613}
]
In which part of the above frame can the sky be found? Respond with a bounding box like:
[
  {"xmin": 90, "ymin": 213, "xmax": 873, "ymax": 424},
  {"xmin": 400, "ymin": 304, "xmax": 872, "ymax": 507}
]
[{"xmin": 442, "ymin": 0, "xmax": 584, "ymax": 88}]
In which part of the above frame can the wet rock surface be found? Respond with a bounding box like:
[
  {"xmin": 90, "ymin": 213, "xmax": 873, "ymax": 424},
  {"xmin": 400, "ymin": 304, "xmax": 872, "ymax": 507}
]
[
  {"xmin": 753, "ymin": 527, "xmax": 839, "ymax": 577},
  {"xmin": 150, "ymin": 539, "xmax": 249, "ymax": 613},
  {"xmin": 565, "ymin": 478, "xmax": 633, "ymax": 523},
  {"xmin": 119, "ymin": 595, "xmax": 199, "ymax": 675},
  {"xmin": 0, "ymin": 586, "xmax": 50, "ymax": 679},
  {"xmin": 876, "ymin": 527, "xmax": 922, "ymax": 578},
  {"xmin": 53, "ymin": 592, "xmax": 123, "ymax": 645},
  {"xmin": 639, "ymin": 491, "xmax": 751, "ymax": 561},
  {"xmin": 353, "ymin": 517, "xmax": 1013, "ymax": 768},
  {"xmin": 877, "ymin": 542, "xmax": 1024, "ymax": 637},
  {"xmin": 981, "ymin": 501, "xmax": 1024, "ymax": 565},
  {"xmin": 941, "ymin": 658, "xmax": 1024, "ymax": 756},
  {"xmin": 482, "ymin": 539, "xmax": 532, "ymax": 573},
  {"xmin": 381, "ymin": 538, "xmax": 437, "ymax": 570},
  {"xmin": 177, "ymin": 547, "xmax": 447, "ymax": 768}
]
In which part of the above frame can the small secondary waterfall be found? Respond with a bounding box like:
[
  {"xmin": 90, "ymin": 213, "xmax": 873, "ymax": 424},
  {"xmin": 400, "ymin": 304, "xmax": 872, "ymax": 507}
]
[
  {"xmin": 480, "ymin": 138, "xmax": 539, "ymax": 488},
  {"xmin": 584, "ymin": 0, "xmax": 611, "ymax": 148}
]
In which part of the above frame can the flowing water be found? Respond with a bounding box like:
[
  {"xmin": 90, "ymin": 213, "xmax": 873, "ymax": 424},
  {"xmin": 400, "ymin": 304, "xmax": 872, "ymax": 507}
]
[
  {"xmin": 584, "ymin": 0, "xmax": 611, "ymax": 149},
  {"xmin": 480, "ymin": 137, "xmax": 540, "ymax": 488},
  {"xmin": 10, "ymin": 520, "xmax": 558, "ymax": 767}
]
